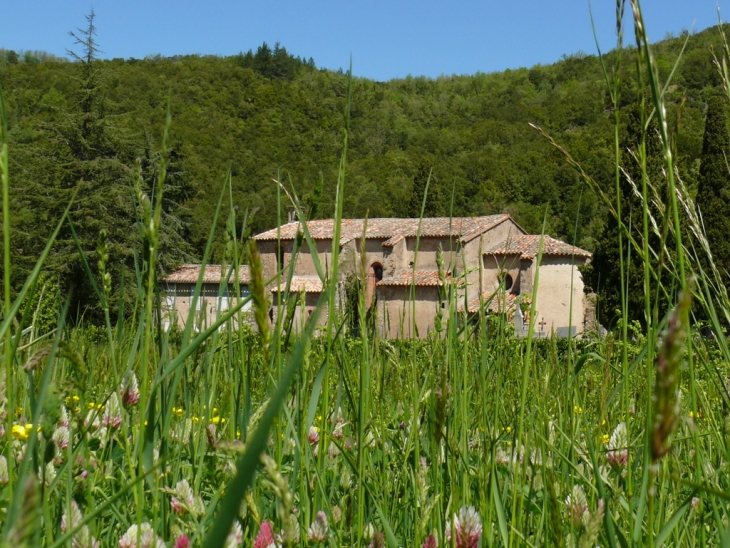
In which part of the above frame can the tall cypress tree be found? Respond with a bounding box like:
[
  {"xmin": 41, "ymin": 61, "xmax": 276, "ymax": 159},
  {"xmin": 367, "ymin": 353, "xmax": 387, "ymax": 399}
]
[{"xmin": 696, "ymin": 95, "xmax": 730, "ymax": 283}]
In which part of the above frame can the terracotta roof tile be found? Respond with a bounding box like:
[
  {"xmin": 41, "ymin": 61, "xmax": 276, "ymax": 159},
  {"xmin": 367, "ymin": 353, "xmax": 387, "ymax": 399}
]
[
  {"xmin": 463, "ymin": 291, "xmax": 517, "ymax": 314},
  {"xmin": 485, "ymin": 235, "xmax": 591, "ymax": 260},
  {"xmin": 376, "ymin": 270, "xmax": 446, "ymax": 287},
  {"xmin": 270, "ymin": 276, "xmax": 324, "ymax": 293},
  {"xmin": 253, "ymin": 215, "xmax": 519, "ymax": 246},
  {"xmin": 161, "ymin": 264, "xmax": 251, "ymax": 284}
]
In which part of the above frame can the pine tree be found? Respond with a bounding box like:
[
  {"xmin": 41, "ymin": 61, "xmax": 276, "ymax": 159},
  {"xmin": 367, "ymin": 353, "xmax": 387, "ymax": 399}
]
[
  {"xmin": 16, "ymin": 12, "xmax": 137, "ymax": 319},
  {"xmin": 697, "ymin": 95, "xmax": 730, "ymax": 284},
  {"xmin": 407, "ymin": 163, "xmax": 443, "ymax": 218}
]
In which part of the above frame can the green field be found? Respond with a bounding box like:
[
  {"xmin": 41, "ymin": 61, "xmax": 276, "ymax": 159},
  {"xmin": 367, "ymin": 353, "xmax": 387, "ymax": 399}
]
[{"xmin": 3, "ymin": 4, "xmax": 730, "ymax": 547}]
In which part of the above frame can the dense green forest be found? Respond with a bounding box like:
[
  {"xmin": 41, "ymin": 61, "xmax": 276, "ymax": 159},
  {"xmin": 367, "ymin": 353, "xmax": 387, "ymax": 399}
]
[{"xmin": 0, "ymin": 22, "xmax": 726, "ymax": 320}]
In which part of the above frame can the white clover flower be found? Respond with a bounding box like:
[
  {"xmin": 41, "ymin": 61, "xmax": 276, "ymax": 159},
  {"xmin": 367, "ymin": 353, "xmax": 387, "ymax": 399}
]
[
  {"xmin": 445, "ymin": 506, "xmax": 482, "ymax": 548},
  {"xmin": 118, "ymin": 523, "xmax": 165, "ymax": 548},
  {"xmin": 606, "ymin": 422, "xmax": 628, "ymax": 468},
  {"xmin": 102, "ymin": 393, "xmax": 123, "ymax": 429},
  {"xmin": 120, "ymin": 372, "xmax": 140, "ymax": 407},
  {"xmin": 223, "ymin": 521, "xmax": 243, "ymax": 548},
  {"xmin": 565, "ymin": 485, "xmax": 588, "ymax": 527},
  {"xmin": 61, "ymin": 500, "xmax": 99, "ymax": 548},
  {"xmin": 0, "ymin": 455, "xmax": 8, "ymax": 486},
  {"xmin": 169, "ymin": 479, "xmax": 204, "ymax": 516},
  {"xmin": 307, "ymin": 510, "xmax": 329, "ymax": 544},
  {"xmin": 52, "ymin": 426, "xmax": 70, "ymax": 451}
]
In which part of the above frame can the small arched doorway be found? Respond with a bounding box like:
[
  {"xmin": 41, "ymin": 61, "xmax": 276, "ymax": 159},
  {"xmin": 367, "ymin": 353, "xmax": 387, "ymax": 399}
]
[{"xmin": 366, "ymin": 263, "xmax": 384, "ymax": 309}]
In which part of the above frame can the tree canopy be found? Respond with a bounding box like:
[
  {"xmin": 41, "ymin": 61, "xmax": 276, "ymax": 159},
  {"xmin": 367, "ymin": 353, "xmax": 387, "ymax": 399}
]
[{"xmin": 1, "ymin": 22, "xmax": 728, "ymax": 321}]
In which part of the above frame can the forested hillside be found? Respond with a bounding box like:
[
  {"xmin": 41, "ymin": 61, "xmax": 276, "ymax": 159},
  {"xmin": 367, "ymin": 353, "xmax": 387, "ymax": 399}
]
[{"xmin": 0, "ymin": 25, "xmax": 725, "ymax": 313}]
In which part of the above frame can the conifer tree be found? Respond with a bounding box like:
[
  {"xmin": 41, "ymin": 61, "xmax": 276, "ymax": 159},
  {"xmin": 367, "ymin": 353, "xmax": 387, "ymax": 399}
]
[
  {"xmin": 696, "ymin": 94, "xmax": 730, "ymax": 284},
  {"xmin": 16, "ymin": 12, "xmax": 137, "ymax": 318}
]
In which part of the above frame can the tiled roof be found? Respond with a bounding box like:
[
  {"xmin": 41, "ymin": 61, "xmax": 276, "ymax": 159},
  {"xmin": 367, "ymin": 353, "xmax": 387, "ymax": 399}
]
[
  {"xmin": 253, "ymin": 215, "xmax": 519, "ymax": 246},
  {"xmin": 485, "ymin": 235, "xmax": 591, "ymax": 260},
  {"xmin": 161, "ymin": 264, "xmax": 251, "ymax": 284},
  {"xmin": 463, "ymin": 291, "xmax": 517, "ymax": 314},
  {"xmin": 376, "ymin": 270, "xmax": 446, "ymax": 287},
  {"xmin": 270, "ymin": 276, "xmax": 324, "ymax": 293}
]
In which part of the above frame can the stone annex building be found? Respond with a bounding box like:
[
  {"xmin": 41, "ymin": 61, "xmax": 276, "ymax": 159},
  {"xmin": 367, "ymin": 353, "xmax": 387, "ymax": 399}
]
[{"xmin": 161, "ymin": 214, "xmax": 592, "ymax": 338}]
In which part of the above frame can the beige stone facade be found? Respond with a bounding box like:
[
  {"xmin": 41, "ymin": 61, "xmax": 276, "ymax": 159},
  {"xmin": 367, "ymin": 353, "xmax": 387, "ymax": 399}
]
[
  {"xmin": 160, "ymin": 264, "xmax": 251, "ymax": 330},
  {"xmin": 252, "ymin": 216, "xmax": 592, "ymax": 339}
]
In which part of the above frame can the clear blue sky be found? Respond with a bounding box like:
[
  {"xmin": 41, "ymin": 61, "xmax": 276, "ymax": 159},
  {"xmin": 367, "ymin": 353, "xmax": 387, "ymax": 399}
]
[{"xmin": 2, "ymin": 1, "xmax": 723, "ymax": 81}]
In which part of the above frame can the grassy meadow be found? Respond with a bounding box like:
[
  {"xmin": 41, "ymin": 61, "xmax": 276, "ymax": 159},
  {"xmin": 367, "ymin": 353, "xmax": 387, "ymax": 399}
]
[{"xmin": 4, "ymin": 2, "xmax": 730, "ymax": 547}]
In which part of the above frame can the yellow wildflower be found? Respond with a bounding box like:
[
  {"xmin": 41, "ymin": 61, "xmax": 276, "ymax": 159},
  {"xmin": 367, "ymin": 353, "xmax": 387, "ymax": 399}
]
[
  {"xmin": 211, "ymin": 416, "xmax": 226, "ymax": 425},
  {"xmin": 601, "ymin": 434, "xmax": 610, "ymax": 444},
  {"xmin": 12, "ymin": 424, "xmax": 29, "ymax": 441},
  {"xmin": 192, "ymin": 416, "xmax": 200, "ymax": 423},
  {"xmin": 505, "ymin": 426, "xmax": 512, "ymax": 434},
  {"xmin": 574, "ymin": 405, "xmax": 583, "ymax": 414},
  {"xmin": 87, "ymin": 402, "xmax": 96, "ymax": 410},
  {"xmin": 172, "ymin": 407, "xmax": 184, "ymax": 417}
]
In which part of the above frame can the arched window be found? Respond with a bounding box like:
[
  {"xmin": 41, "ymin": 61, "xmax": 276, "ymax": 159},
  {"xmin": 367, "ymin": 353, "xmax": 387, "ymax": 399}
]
[{"xmin": 366, "ymin": 263, "xmax": 384, "ymax": 309}]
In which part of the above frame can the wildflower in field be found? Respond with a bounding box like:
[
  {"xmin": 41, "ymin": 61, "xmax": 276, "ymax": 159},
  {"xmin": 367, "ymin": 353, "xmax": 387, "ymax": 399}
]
[
  {"xmin": 224, "ymin": 521, "xmax": 243, "ymax": 548},
  {"xmin": 206, "ymin": 424, "xmax": 218, "ymax": 446},
  {"xmin": 170, "ymin": 419, "xmax": 193, "ymax": 443},
  {"xmin": 363, "ymin": 523, "xmax": 375, "ymax": 542},
  {"xmin": 103, "ymin": 393, "xmax": 123, "ymax": 429},
  {"xmin": 606, "ymin": 422, "xmax": 628, "ymax": 469},
  {"xmin": 445, "ymin": 506, "xmax": 482, "ymax": 548},
  {"xmin": 168, "ymin": 479, "xmax": 204, "ymax": 516},
  {"xmin": 308, "ymin": 425, "xmax": 320, "ymax": 445},
  {"xmin": 565, "ymin": 485, "xmax": 588, "ymax": 527},
  {"xmin": 174, "ymin": 536, "xmax": 190, "ymax": 548},
  {"xmin": 84, "ymin": 409, "xmax": 101, "ymax": 431},
  {"xmin": 118, "ymin": 523, "xmax": 165, "ymax": 548},
  {"xmin": 331, "ymin": 505, "xmax": 342, "ymax": 524},
  {"xmin": 120, "ymin": 372, "xmax": 140, "ymax": 408},
  {"xmin": 211, "ymin": 416, "xmax": 226, "ymax": 425},
  {"xmin": 574, "ymin": 405, "xmax": 583, "ymax": 414},
  {"xmin": 422, "ymin": 535, "xmax": 438, "ymax": 548},
  {"xmin": 61, "ymin": 500, "xmax": 99, "ymax": 548},
  {"xmin": 691, "ymin": 497, "xmax": 701, "ymax": 511},
  {"xmin": 253, "ymin": 521, "xmax": 278, "ymax": 548},
  {"xmin": 495, "ymin": 447, "xmax": 511, "ymax": 466},
  {"xmin": 368, "ymin": 531, "xmax": 386, "ymax": 548},
  {"xmin": 307, "ymin": 510, "xmax": 329, "ymax": 544},
  {"xmin": 327, "ymin": 442, "xmax": 340, "ymax": 458},
  {"xmin": 59, "ymin": 406, "xmax": 69, "ymax": 427},
  {"xmin": 12, "ymin": 423, "xmax": 29, "ymax": 441},
  {"xmin": 172, "ymin": 407, "xmax": 184, "ymax": 418},
  {"xmin": 0, "ymin": 456, "xmax": 8, "ymax": 486},
  {"xmin": 44, "ymin": 462, "xmax": 56, "ymax": 487},
  {"xmin": 601, "ymin": 434, "xmax": 610, "ymax": 444}
]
